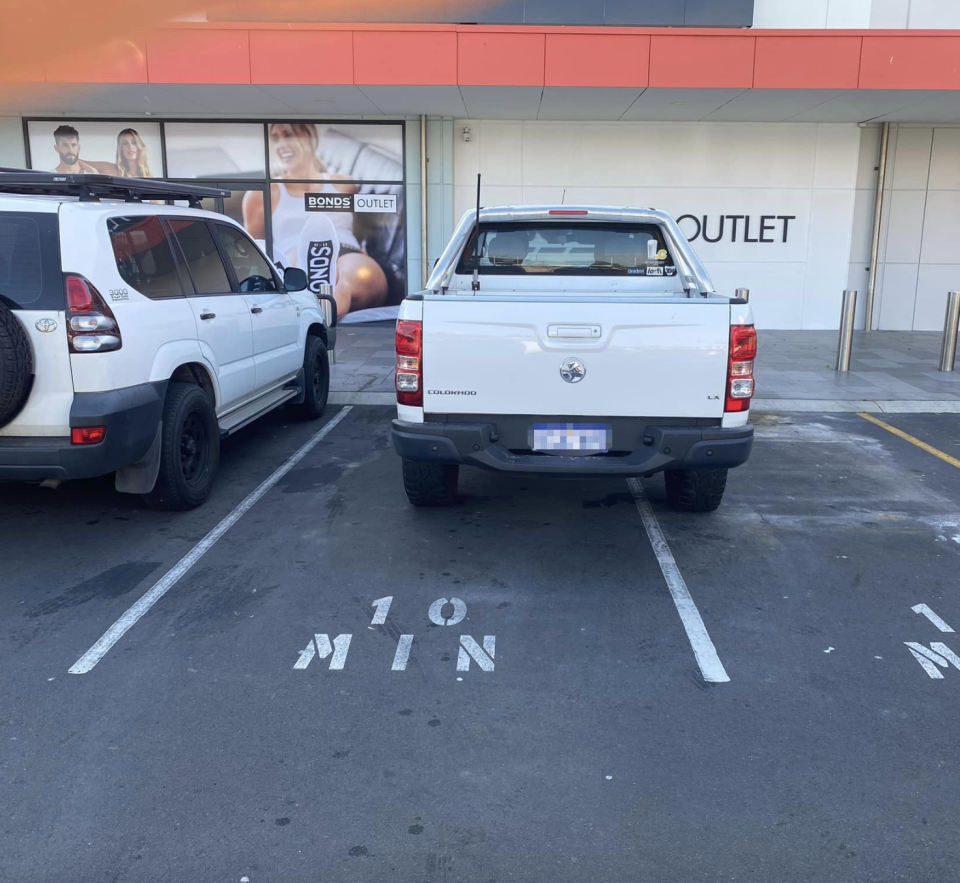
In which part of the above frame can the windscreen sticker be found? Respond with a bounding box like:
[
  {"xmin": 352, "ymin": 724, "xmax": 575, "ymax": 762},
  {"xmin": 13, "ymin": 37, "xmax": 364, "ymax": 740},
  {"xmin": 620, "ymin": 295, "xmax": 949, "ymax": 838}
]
[
  {"xmin": 656, "ymin": 249, "xmax": 669, "ymax": 261},
  {"xmin": 664, "ymin": 267, "xmax": 678, "ymax": 276},
  {"xmin": 646, "ymin": 266, "xmax": 664, "ymax": 276}
]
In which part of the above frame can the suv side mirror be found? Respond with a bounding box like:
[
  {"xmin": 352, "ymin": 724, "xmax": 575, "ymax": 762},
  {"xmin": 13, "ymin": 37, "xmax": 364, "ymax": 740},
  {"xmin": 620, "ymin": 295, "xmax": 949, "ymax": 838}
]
[{"xmin": 284, "ymin": 267, "xmax": 307, "ymax": 292}]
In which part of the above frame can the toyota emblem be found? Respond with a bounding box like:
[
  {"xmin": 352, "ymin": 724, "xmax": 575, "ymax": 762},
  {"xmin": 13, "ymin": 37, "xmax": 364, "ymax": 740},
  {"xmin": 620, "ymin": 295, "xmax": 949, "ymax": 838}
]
[
  {"xmin": 560, "ymin": 358, "xmax": 586, "ymax": 383},
  {"xmin": 35, "ymin": 318, "xmax": 57, "ymax": 333}
]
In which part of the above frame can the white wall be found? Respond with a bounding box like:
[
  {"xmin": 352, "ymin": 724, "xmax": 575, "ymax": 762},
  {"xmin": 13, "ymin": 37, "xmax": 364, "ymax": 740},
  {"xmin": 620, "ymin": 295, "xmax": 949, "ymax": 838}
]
[
  {"xmin": 754, "ymin": 0, "xmax": 960, "ymax": 27},
  {"xmin": 866, "ymin": 124, "xmax": 960, "ymax": 331},
  {"xmin": 406, "ymin": 117, "xmax": 458, "ymax": 293},
  {"xmin": 0, "ymin": 117, "xmax": 25, "ymax": 168},
  {"xmin": 453, "ymin": 120, "xmax": 862, "ymax": 330}
]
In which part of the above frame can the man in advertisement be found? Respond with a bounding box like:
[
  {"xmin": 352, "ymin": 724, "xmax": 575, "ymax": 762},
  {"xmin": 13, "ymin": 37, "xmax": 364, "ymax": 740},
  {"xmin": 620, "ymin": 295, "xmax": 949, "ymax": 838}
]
[{"xmin": 51, "ymin": 125, "xmax": 99, "ymax": 174}]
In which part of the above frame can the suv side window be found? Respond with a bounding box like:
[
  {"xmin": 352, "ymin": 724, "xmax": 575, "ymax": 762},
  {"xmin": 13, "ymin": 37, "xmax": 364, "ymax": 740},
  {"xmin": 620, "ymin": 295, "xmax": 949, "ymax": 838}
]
[
  {"xmin": 108, "ymin": 216, "xmax": 183, "ymax": 299},
  {"xmin": 214, "ymin": 224, "xmax": 279, "ymax": 293},
  {"xmin": 0, "ymin": 213, "xmax": 62, "ymax": 310},
  {"xmin": 167, "ymin": 219, "xmax": 232, "ymax": 295}
]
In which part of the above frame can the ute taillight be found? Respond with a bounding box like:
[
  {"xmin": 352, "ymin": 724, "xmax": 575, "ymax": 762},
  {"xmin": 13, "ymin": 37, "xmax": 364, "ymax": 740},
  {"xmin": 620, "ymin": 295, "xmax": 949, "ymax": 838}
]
[
  {"xmin": 396, "ymin": 319, "xmax": 423, "ymax": 407},
  {"xmin": 64, "ymin": 274, "xmax": 122, "ymax": 354},
  {"xmin": 725, "ymin": 324, "xmax": 757, "ymax": 413}
]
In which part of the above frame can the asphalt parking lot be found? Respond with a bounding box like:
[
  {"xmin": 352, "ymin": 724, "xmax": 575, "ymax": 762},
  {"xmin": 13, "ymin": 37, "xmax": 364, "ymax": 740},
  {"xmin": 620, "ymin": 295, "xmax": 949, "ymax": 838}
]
[{"xmin": 2, "ymin": 405, "xmax": 960, "ymax": 883}]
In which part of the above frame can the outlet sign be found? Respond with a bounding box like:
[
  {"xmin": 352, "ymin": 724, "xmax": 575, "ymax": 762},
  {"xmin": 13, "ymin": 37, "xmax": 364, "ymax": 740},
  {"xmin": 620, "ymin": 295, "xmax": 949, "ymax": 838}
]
[
  {"xmin": 305, "ymin": 193, "xmax": 398, "ymax": 213},
  {"xmin": 677, "ymin": 214, "xmax": 797, "ymax": 244}
]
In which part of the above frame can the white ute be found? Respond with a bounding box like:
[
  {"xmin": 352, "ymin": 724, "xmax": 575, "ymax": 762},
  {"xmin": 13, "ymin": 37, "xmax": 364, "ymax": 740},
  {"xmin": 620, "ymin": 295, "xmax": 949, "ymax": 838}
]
[
  {"xmin": 0, "ymin": 172, "xmax": 336, "ymax": 509},
  {"xmin": 392, "ymin": 205, "xmax": 756, "ymax": 511}
]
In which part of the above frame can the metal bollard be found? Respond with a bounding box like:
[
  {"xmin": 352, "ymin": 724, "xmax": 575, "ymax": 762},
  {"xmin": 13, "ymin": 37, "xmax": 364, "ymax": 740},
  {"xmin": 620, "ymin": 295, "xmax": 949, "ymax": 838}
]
[
  {"xmin": 939, "ymin": 291, "xmax": 960, "ymax": 372},
  {"xmin": 836, "ymin": 290, "xmax": 858, "ymax": 372},
  {"xmin": 735, "ymin": 287, "xmax": 750, "ymax": 303}
]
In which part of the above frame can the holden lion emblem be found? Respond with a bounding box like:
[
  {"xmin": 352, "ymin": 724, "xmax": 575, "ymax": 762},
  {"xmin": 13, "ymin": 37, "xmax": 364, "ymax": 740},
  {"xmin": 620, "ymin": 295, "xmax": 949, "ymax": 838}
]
[
  {"xmin": 35, "ymin": 318, "xmax": 57, "ymax": 333},
  {"xmin": 560, "ymin": 358, "xmax": 586, "ymax": 384}
]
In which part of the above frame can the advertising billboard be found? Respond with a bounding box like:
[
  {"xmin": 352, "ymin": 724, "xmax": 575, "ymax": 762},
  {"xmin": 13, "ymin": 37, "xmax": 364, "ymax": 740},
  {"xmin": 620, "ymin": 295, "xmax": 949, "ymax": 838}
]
[
  {"xmin": 26, "ymin": 119, "xmax": 406, "ymax": 324},
  {"xmin": 27, "ymin": 120, "xmax": 163, "ymax": 177}
]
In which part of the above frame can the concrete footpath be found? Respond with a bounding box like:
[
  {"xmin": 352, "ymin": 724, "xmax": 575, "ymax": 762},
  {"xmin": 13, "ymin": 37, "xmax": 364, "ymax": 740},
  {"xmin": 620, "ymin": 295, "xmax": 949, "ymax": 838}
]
[{"xmin": 331, "ymin": 324, "xmax": 960, "ymax": 413}]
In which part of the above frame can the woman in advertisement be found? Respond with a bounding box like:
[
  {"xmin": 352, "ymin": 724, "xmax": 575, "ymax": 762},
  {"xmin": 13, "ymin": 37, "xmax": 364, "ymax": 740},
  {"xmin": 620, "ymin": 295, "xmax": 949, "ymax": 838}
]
[
  {"xmin": 115, "ymin": 128, "xmax": 153, "ymax": 178},
  {"xmin": 242, "ymin": 122, "xmax": 389, "ymax": 320}
]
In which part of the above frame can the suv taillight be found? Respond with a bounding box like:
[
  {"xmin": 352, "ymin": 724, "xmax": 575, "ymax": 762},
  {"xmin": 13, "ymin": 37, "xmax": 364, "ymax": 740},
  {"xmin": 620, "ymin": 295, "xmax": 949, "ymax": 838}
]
[
  {"xmin": 396, "ymin": 319, "xmax": 423, "ymax": 407},
  {"xmin": 725, "ymin": 324, "xmax": 757, "ymax": 412},
  {"xmin": 64, "ymin": 274, "xmax": 122, "ymax": 354}
]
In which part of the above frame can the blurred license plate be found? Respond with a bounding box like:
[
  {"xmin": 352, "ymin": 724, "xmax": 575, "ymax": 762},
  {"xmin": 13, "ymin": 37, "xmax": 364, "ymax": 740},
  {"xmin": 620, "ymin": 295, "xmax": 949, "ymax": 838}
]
[{"xmin": 530, "ymin": 423, "xmax": 611, "ymax": 454}]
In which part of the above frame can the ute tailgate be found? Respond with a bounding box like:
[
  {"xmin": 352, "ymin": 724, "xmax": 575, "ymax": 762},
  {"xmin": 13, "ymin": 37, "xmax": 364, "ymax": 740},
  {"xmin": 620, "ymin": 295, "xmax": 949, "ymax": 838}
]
[{"xmin": 422, "ymin": 298, "xmax": 730, "ymax": 419}]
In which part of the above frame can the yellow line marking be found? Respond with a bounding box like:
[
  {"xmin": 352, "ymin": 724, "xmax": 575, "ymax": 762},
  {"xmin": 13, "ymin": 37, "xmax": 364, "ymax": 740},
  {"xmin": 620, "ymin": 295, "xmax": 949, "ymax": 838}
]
[{"xmin": 858, "ymin": 412, "xmax": 960, "ymax": 470}]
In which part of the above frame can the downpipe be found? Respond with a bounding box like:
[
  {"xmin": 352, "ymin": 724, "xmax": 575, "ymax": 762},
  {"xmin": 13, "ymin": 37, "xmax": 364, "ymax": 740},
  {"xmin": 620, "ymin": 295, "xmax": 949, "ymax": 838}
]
[{"xmin": 864, "ymin": 122, "xmax": 890, "ymax": 332}]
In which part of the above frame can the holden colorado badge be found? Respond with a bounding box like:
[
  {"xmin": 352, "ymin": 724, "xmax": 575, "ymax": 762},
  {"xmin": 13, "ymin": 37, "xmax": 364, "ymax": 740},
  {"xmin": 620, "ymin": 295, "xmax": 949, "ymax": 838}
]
[{"xmin": 560, "ymin": 358, "xmax": 586, "ymax": 383}]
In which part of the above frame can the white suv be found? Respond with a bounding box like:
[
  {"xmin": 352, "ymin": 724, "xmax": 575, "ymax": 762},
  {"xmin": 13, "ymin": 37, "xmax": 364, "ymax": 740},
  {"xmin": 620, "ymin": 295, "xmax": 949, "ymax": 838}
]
[{"xmin": 0, "ymin": 172, "xmax": 336, "ymax": 509}]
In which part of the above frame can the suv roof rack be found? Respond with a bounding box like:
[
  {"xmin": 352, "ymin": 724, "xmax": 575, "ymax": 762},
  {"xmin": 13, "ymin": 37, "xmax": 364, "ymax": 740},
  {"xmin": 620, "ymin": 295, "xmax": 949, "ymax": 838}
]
[{"xmin": 0, "ymin": 169, "xmax": 230, "ymax": 207}]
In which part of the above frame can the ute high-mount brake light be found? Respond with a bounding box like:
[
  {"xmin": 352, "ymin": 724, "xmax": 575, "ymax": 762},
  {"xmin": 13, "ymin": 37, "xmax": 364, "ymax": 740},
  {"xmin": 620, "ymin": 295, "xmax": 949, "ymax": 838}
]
[
  {"xmin": 548, "ymin": 210, "xmax": 589, "ymax": 216},
  {"xmin": 396, "ymin": 320, "xmax": 423, "ymax": 407},
  {"xmin": 725, "ymin": 324, "xmax": 757, "ymax": 413}
]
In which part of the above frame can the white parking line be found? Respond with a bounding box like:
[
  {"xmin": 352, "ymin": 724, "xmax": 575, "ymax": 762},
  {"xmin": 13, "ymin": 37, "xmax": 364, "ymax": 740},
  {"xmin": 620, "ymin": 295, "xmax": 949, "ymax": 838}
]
[
  {"xmin": 68, "ymin": 406, "xmax": 353, "ymax": 675},
  {"xmin": 627, "ymin": 478, "xmax": 731, "ymax": 684}
]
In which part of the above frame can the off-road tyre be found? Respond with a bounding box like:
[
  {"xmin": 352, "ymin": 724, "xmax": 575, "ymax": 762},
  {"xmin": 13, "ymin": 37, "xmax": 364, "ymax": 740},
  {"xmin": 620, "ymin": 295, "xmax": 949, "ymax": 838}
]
[{"xmin": 664, "ymin": 468, "xmax": 728, "ymax": 513}]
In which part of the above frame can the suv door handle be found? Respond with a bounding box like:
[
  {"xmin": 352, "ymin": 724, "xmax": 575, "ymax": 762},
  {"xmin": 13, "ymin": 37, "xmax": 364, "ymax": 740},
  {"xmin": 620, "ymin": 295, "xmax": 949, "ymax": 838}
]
[
  {"xmin": 200, "ymin": 312, "xmax": 216, "ymax": 320},
  {"xmin": 250, "ymin": 307, "xmax": 263, "ymax": 314}
]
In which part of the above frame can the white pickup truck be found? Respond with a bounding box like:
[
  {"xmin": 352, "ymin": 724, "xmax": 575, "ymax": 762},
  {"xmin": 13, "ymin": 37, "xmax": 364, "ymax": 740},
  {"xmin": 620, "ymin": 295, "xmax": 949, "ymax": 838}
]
[{"xmin": 392, "ymin": 205, "xmax": 756, "ymax": 512}]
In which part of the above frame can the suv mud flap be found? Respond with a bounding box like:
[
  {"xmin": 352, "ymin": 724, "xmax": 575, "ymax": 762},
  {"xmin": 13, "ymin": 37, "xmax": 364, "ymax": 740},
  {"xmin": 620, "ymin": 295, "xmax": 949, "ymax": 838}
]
[{"xmin": 115, "ymin": 424, "xmax": 162, "ymax": 494}]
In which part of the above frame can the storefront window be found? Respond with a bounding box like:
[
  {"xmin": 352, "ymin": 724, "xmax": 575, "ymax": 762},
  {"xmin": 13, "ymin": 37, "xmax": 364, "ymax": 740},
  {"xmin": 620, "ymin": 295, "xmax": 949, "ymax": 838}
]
[
  {"xmin": 164, "ymin": 122, "xmax": 265, "ymax": 179},
  {"xmin": 26, "ymin": 120, "xmax": 163, "ymax": 177},
  {"xmin": 25, "ymin": 118, "xmax": 406, "ymax": 323}
]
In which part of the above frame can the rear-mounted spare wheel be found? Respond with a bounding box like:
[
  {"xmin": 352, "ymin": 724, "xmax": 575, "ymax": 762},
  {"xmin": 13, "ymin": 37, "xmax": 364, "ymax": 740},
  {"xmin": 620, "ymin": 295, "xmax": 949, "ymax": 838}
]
[{"xmin": 0, "ymin": 300, "xmax": 33, "ymax": 428}]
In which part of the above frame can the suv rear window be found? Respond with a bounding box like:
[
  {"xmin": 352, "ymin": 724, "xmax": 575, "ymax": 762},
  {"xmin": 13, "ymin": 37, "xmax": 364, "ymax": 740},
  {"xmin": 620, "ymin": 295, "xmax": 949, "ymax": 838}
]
[
  {"xmin": 456, "ymin": 222, "xmax": 677, "ymax": 277},
  {"xmin": 108, "ymin": 216, "xmax": 184, "ymax": 299},
  {"xmin": 0, "ymin": 213, "xmax": 62, "ymax": 310}
]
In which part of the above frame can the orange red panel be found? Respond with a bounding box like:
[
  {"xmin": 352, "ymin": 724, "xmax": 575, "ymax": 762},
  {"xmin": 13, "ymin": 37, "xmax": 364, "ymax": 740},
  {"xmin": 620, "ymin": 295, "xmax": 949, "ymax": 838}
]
[
  {"xmin": 46, "ymin": 36, "xmax": 148, "ymax": 84},
  {"xmin": 146, "ymin": 30, "xmax": 251, "ymax": 85},
  {"xmin": 354, "ymin": 31, "xmax": 457, "ymax": 85},
  {"xmin": 754, "ymin": 36, "xmax": 861, "ymax": 89},
  {"xmin": 458, "ymin": 32, "xmax": 545, "ymax": 86},
  {"xmin": 860, "ymin": 36, "xmax": 960, "ymax": 89},
  {"xmin": 649, "ymin": 35, "xmax": 755, "ymax": 89},
  {"xmin": 25, "ymin": 24, "xmax": 960, "ymax": 94},
  {"xmin": 250, "ymin": 31, "xmax": 353, "ymax": 85},
  {"xmin": 544, "ymin": 34, "xmax": 649, "ymax": 88}
]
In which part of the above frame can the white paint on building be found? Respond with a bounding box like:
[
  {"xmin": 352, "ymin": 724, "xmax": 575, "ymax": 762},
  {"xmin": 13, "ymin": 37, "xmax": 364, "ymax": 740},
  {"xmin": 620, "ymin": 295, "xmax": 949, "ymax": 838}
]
[
  {"xmin": 754, "ymin": 0, "xmax": 960, "ymax": 28},
  {"xmin": 863, "ymin": 124, "xmax": 960, "ymax": 331},
  {"xmin": 0, "ymin": 117, "xmax": 25, "ymax": 168},
  {"xmin": 454, "ymin": 119, "xmax": 861, "ymax": 329}
]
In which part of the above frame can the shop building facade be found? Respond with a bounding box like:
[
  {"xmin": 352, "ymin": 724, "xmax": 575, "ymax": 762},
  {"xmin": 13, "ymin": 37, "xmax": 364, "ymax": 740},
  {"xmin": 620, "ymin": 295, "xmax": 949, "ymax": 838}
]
[{"xmin": 2, "ymin": 0, "xmax": 960, "ymax": 328}]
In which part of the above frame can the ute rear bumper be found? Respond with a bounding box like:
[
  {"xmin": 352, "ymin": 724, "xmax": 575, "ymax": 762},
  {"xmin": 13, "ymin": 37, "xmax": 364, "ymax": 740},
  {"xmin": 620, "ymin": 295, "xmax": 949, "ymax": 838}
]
[{"xmin": 392, "ymin": 415, "xmax": 753, "ymax": 477}]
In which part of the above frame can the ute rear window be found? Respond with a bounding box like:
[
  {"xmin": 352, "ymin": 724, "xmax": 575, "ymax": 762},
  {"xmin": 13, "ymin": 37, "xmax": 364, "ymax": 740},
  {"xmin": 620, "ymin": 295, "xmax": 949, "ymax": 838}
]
[
  {"xmin": 0, "ymin": 213, "xmax": 61, "ymax": 310},
  {"xmin": 456, "ymin": 222, "xmax": 677, "ymax": 277}
]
